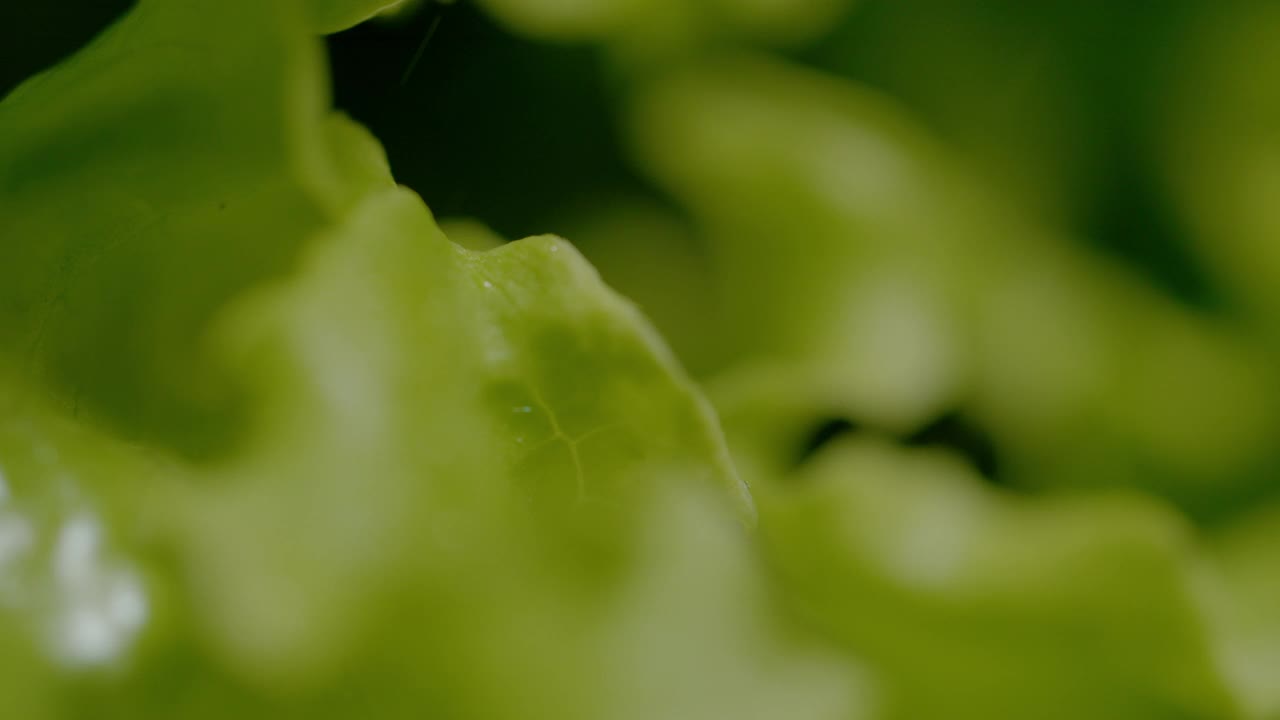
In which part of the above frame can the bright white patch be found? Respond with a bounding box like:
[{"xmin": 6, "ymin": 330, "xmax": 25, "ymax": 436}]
[
  {"xmin": 0, "ymin": 515, "xmax": 34, "ymax": 569},
  {"xmin": 57, "ymin": 606, "xmax": 117, "ymax": 665},
  {"xmin": 549, "ymin": 244, "xmax": 559, "ymax": 253},
  {"xmin": 0, "ymin": 511, "xmax": 35, "ymax": 605},
  {"xmin": 0, "ymin": 464, "xmax": 148, "ymax": 667},
  {"xmin": 104, "ymin": 570, "xmax": 148, "ymax": 630},
  {"xmin": 47, "ymin": 512, "xmax": 149, "ymax": 667},
  {"xmin": 482, "ymin": 280, "xmax": 493, "ymax": 288},
  {"xmin": 0, "ymin": 463, "xmax": 31, "ymax": 605},
  {"xmin": 54, "ymin": 514, "xmax": 100, "ymax": 586}
]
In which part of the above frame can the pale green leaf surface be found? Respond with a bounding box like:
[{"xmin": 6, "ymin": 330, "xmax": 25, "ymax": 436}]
[
  {"xmin": 757, "ymin": 437, "xmax": 1241, "ymax": 720},
  {"xmin": 453, "ymin": 234, "xmax": 752, "ymax": 517},
  {"xmin": 548, "ymin": 195, "xmax": 726, "ymax": 375},
  {"xmin": 169, "ymin": 183, "xmax": 749, "ymax": 687},
  {"xmin": 0, "ymin": 0, "xmax": 779, "ymax": 716},
  {"xmin": 6, "ymin": 1, "xmax": 1276, "ymax": 719}
]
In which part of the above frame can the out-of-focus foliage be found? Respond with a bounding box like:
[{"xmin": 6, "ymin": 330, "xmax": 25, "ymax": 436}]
[
  {"xmin": 1158, "ymin": 3, "xmax": 1280, "ymax": 338},
  {"xmin": 0, "ymin": 1, "xmax": 844, "ymax": 717},
  {"xmin": 760, "ymin": 438, "xmax": 1237, "ymax": 720},
  {"xmin": 1204, "ymin": 505, "xmax": 1280, "ymax": 719},
  {"xmin": 475, "ymin": 0, "xmax": 855, "ymax": 47},
  {"xmin": 629, "ymin": 55, "xmax": 1279, "ymax": 510},
  {"xmin": 3, "ymin": 0, "xmax": 1280, "ymax": 718},
  {"xmin": 308, "ymin": 0, "xmax": 413, "ymax": 33},
  {"xmin": 0, "ymin": 0, "xmax": 356, "ymax": 455}
]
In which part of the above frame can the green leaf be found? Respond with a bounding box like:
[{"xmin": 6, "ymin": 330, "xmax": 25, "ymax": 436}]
[
  {"xmin": 1158, "ymin": 3, "xmax": 1280, "ymax": 337},
  {"xmin": 0, "ymin": 0, "xmax": 361, "ymax": 455},
  {"xmin": 166, "ymin": 178, "xmax": 751, "ymax": 677},
  {"xmin": 473, "ymin": 0, "xmax": 856, "ymax": 48},
  {"xmin": 306, "ymin": 0, "xmax": 412, "ymax": 34},
  {"xmin": 1201, "ymin": 504, "xmax": 1280, "ymax": 719},
  {"xmin": 757, "ymin": 437, "xmax": 1242, "ymax": 720},
  {"xmin": 0, "ymin": 1, "xmax": 767, "ymax": 715},
  {"xmin": 453, "ymin": 233, "xmax": 751, "ymax": 516},
  {"xmin": 629, "ymin": 54, "xmax": 1280, "ymax": 509}
]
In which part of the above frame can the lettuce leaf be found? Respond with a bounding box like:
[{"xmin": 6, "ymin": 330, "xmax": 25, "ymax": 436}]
[
  {"xmin": 4, "ymin": 0, "xmax": 1277, "ymax": 718},
  {"xmin": 758, "ymin": 437, "xmax": 1242, "ymax": 719},
  {"xmin": 306, "ymin": 0, "xmax": 411, "ymax": 33},
  {"xmin": 0, "ymin": 2, "xmax": 846, "ymax": 718},
  {"xmin": 474, "ymin": 0, "xmax": 856, "ymax": 48},
  {"xmin": 628, "ymin": 55, "xmax": 1280, "ymax": 509},
  {"xmin": 0, "ymin": 0, "xmax": 356, "ymax": 455},
  {"xmin": 1158, "ymin": 2, "xmax": 1280, "ymax": 338}
]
